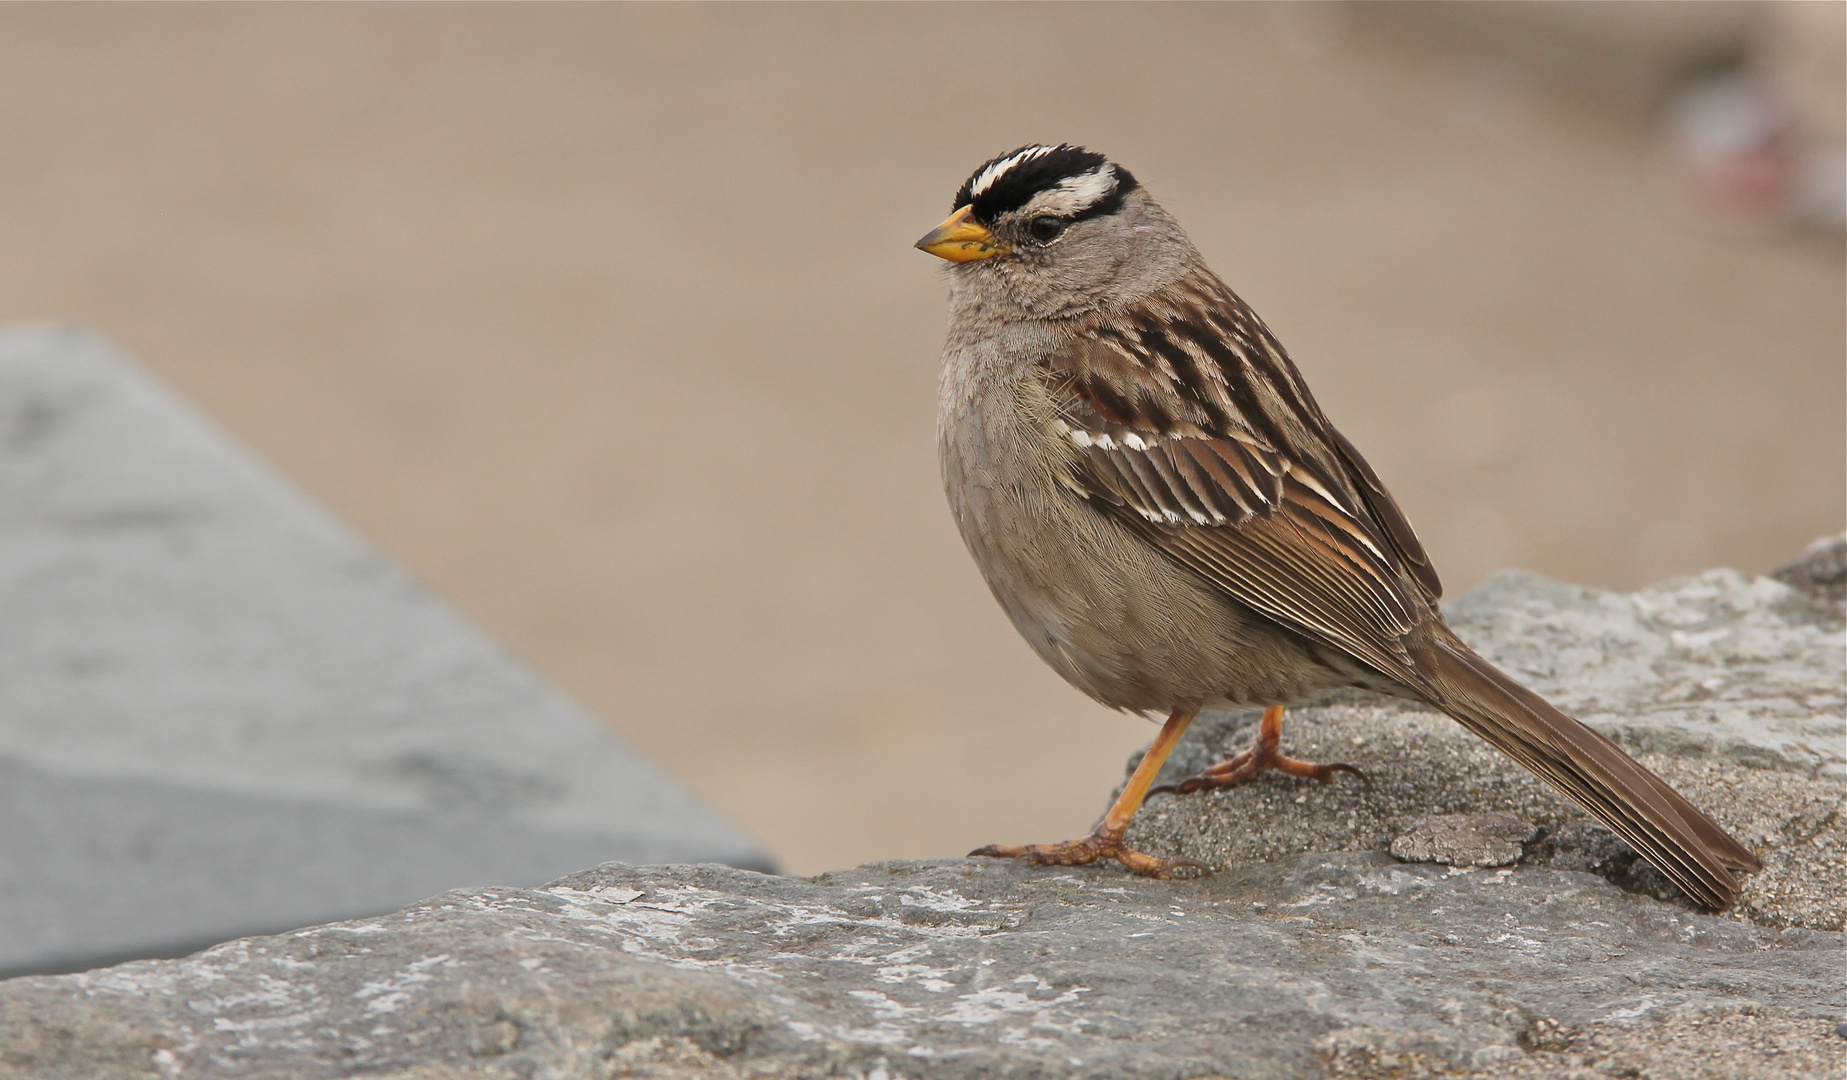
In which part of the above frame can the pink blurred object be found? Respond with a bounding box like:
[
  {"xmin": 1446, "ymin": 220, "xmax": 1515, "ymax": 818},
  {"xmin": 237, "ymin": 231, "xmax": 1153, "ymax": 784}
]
[
  {"xmin": 1668, "ymin": 2, "xmax": 1844, "ymax": 231},
  {"xmin": 1671, "ymin": 76, "xmax": 1801, "ymax": 224}
]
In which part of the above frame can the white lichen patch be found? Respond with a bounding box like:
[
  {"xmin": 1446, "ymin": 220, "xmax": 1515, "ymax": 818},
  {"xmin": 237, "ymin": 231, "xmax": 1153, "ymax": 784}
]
[
  {"xmin": 936, "ymin": 983, "xmax": 1092, "ymax": 1044},
  {"xmin": 1356, "ymin": 868, "xmax": 1438, "ymax": 896},
  {"xmin": 354, "ymin": 954, "xmax": 455, "ymax": 1015},
  {"xmin": 875, "ymin": 961, "xmax": 956, "ymax": 993},
  {"xmin": 896, "ymin": 886, "xmax": 986, "ymax": 912}
]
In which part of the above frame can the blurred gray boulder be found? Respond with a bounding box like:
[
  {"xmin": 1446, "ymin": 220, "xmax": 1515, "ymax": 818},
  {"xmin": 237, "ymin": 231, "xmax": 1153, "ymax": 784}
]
[{"xmin": 0, "ymin": 326, "xmax": 770, "ymax": 979}]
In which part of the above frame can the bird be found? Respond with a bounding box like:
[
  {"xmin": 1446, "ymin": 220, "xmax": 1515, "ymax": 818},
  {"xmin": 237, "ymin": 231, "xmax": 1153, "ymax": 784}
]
[{"xmin": 914, "ymin": 143, "xmax": 1759, "ymax": 910}]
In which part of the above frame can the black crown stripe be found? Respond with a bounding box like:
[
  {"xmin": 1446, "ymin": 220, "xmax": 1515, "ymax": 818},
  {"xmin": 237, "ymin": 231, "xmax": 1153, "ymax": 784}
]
[{"xmin": 952, "ymin": 144, "xmax": 1138, "ymax": 223}]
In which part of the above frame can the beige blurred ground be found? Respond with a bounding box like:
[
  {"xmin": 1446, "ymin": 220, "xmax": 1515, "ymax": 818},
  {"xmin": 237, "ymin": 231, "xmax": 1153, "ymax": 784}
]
[{"xmin": 0, "ymin": 3, "xmax": 1839, "ymax": 875}]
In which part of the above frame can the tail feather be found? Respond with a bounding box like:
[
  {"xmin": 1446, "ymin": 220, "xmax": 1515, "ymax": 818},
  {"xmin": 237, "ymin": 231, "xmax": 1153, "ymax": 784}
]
[{"xmin": 1413, "ymin": 629, "xmax": 1759, "ymax": 911}]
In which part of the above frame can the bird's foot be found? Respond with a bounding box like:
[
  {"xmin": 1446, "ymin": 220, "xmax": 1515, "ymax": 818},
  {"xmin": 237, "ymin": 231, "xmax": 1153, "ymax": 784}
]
[
  {"xmin": 969, "ymin": 829, "xmax": 1207, "ymax": 879},
  {"xmin": 1151, "ymin": 747, "xmax": 1369, "ymax": 794},
  {"xmin": 1150, "ymin": 705, "xmax": 1372, "ymax": 795},
  {"xmin": 970, "ymin": 705, "xmax": 1210, "ymax": 880}
]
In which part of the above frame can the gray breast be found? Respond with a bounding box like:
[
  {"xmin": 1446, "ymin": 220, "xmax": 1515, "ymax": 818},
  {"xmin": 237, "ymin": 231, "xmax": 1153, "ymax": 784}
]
[{"xmin": 936, "ymin": 338, "xmax": 1345, "ymax": 715}]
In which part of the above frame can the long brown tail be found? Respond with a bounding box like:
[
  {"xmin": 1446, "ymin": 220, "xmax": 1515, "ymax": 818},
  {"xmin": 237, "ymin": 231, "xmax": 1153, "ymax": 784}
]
[{"xmin": 1411, "ymin": 627, "xmax": 1759, "ymax": 910}]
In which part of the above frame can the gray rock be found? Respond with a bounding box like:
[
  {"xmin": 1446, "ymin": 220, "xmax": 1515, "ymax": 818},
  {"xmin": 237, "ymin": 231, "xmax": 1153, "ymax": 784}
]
[
  {"xmin": 1130, "ymin": 564, "xmax": 1846, "ymax": 932},
  {"xmin": 0, "ymin": 514, "xmax": 1840, "ymax": 1076},
  {"xmin": 0, "ymin": 858, "xmax": 1840, "ymax": 1080},
  {"xmin": 1537, "ymin": 819, "xmax": 1685, "ymax": 905},
  {"xmin": 1446, "ymin": 567, "xmax": 1844, "ymax": 782},
  {"xmin": 0, "ymin": 327, "xmax": 771, "ymax": 978},
  {"xmin": 1390, "ymin": 813, "xmax": 1538, "ymax": 867},
  {"xmin": 1771, "ymin": 533, "xmax": 1847, "ymax": 612}
]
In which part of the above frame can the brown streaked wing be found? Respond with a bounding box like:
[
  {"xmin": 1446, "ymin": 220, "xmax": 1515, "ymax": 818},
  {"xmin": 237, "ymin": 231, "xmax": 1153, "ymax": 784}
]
[
  {"xmin": 1043, "ymin": 277, "xmax": 1435, "ymax": 691},
  {"xmin": 1144, "ymin": 484, "xmax": 1426, "ymax": 691},
  {"xmin": 1328, "ymin": 425, "xmax": 1443, "ymax": 600}
]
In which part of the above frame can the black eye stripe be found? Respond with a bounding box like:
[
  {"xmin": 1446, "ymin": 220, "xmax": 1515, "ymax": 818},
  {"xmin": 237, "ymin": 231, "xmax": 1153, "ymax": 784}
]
[{"xmin": 1067, "ymin": 184, "xmax": 1131, "ymax": 224}]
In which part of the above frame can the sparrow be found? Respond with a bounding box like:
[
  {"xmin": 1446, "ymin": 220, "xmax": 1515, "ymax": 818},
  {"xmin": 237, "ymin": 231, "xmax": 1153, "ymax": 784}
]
[{"xmin": 916, "ymin": 144, "xmax": 1758, "ymax": 910}]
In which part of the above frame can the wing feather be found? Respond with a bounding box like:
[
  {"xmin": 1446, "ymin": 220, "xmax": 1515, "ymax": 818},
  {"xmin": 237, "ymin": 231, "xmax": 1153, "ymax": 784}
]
[
  {"xmin": 1046, "ymin": 275, "xmax": 1434, "ymax": 689},
  {"xmin": 1174, "ymin": 440, "xmax": 1251, "ymax": 517}
]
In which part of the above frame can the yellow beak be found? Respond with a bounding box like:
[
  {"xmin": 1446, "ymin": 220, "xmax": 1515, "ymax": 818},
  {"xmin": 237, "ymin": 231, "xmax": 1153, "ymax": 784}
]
[{"xmin": 914, "ymin": 205, "xmax": 1008, "ymax": 262}]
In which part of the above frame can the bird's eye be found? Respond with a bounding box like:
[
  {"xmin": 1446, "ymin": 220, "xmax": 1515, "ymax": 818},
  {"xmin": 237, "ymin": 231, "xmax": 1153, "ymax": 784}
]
[{"xmin": 1029, "ymin": 216, "xmax": 1067, "ymax": 241}]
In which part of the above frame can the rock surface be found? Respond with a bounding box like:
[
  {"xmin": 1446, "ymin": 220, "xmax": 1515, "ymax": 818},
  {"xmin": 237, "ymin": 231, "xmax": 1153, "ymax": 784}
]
[
  {"xmin": 2, "ymin": 858, "xmax": 1841, "ymax": 1080},
  {"xmin": 1771, "ymin": 533, "xmax": 1847, "ymax": 611},
  {"xmin": 0, "ymin": 549, "xmax": 1841, "ymax": 1078},
  {"xmin": 1129, "ymin": 553, "xmax": 1846, "ymax": 934},
  {"xmin": 0, "ymin": 327, "xmax": 770, "ymax": 979},
  {"xmin": 1388, "ymin": 813, "xmax": 1538, "ymax": 868}
]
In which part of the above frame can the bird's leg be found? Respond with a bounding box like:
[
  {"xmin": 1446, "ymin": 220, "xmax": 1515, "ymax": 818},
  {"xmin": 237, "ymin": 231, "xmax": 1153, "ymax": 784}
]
[
  {"xmin": 970, "ymin": 706, "xmax": 1208, "ymax": 879},
  {"xmin": 1151, "ymin": 705, "xmax": 1370, "ymax": 795}
]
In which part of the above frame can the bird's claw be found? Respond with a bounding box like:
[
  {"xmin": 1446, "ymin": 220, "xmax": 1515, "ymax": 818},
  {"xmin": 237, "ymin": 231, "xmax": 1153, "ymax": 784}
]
[
  {"xmin": 969, "ymin": 833, "xmax": 1209, "ymax": 879},
  {"xmin": 1150, "ymin": 746, "xmax": 1373, "ymax": 796}
]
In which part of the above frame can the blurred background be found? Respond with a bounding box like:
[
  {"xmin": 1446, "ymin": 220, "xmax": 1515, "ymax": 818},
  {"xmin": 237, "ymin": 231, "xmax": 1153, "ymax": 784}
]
[{"xmin": 0, "ymin": 2, "xmax": 1839, "ymax": 875}]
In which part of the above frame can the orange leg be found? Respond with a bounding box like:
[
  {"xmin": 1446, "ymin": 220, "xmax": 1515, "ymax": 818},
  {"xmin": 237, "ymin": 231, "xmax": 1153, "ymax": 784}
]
[
  {"xmin": 970, "ymin": 706, "xmax": 1208, "ymax": 879},
  {"xmin": 1151, "ymin": 705, "xmax": 1371, "ymax": 796}
]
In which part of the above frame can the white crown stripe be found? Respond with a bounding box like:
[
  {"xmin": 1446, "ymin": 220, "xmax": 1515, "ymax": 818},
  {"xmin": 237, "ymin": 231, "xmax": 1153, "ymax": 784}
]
[
  {"xmin": 1056, "ymin": 166, "xmax": 1116, "ymax": 211},
  {"xmin": 966, "ymin": 145, "xmax": 1058, "ymax": 200}
]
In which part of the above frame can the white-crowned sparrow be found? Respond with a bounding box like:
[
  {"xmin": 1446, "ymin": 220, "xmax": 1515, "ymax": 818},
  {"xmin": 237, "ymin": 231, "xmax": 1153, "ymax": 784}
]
[{"xmin": 917, "ymin": 144, "xmax": 1758, "ymax": 910}]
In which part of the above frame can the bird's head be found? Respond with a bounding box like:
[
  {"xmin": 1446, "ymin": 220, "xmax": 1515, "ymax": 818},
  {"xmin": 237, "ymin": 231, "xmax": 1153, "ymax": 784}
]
[{"xmin": 916, "ymin": 144, "xmax": 1197, "ymax": 318}]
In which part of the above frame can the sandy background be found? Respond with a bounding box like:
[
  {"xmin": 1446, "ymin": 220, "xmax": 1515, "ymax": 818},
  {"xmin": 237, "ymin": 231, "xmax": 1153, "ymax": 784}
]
[{"xmin": 1, "ymin": 3, "xmax": 1839, "ymax": 874}]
